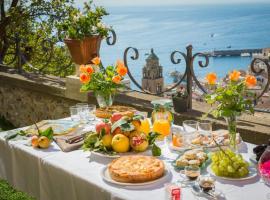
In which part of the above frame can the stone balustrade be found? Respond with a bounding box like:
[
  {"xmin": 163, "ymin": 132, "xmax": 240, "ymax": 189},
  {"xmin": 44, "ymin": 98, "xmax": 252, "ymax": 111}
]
[{"xmin": 0, "ymin": 66, "xmax": 269, "ymax": 144}]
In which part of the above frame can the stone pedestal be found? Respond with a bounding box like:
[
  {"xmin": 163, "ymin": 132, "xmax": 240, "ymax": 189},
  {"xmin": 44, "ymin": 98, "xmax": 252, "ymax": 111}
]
[{"xmin": 65, "ymin": 75, "xmax": 88, "ymax": 102}]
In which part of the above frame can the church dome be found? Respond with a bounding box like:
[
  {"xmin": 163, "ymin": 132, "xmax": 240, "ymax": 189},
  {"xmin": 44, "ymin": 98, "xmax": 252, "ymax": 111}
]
[{"xmin": 146, "ymin": 48, "xmax": 159, "ymax": 61}]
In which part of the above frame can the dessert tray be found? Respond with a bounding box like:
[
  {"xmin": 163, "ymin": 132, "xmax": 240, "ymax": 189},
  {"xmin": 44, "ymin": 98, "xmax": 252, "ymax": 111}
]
[
  {"xmin": 190, "ymin": 130, "xmax": 243, "ymax": 150},
  {"xmin": 172, "ymin": 149, "xmax": 210, "ymax": 170}
]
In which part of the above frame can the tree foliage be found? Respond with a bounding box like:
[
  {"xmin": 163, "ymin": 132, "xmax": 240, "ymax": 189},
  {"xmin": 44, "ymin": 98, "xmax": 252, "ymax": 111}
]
[{"xmin": 0, "ymin": 0, "xmax": 88, "ymax": 77}]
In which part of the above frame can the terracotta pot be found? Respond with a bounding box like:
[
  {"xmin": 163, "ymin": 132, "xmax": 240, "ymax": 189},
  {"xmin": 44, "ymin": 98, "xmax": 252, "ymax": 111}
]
[{"xmin": 64, "ymin": 35, "xmax": 102, "ymax": 65}]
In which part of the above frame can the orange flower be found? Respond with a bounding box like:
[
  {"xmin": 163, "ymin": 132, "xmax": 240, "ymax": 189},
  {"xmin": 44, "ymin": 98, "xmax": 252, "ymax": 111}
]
[
  {"xmin": 80, "ymin": 73, "xmax": 90, "ymax": 84},
  {"xmin": 79, "ymin": 65, "xmax": 87, "ymax": 73},
  {"xmin": 112, "ymin": 75, "xmax": 122, "ymax": 84},
  {"xmin": 91, "ymin": 57, "xmax": 101, "ymax": 65},
  {"xmin": 206, "ymin": 72, "xmax": 217, "ymax": 85},
  {"xmin": 229, "ymin": 70, "xmax": 241, "ymax": 82},
  {"xmin": 116, "ymin": 59, "xmax": 125, "ymax": 68},
  {"xmin": 245, "ymin": 75, "xmax": 257, "ymax": 87},
  {"xmin": 117, "ymin": 66, "xmax": 128, "ymax": 76},
  {"xmin": 85, "ymin": 65, "xmax": 94, "ymax": 74}
]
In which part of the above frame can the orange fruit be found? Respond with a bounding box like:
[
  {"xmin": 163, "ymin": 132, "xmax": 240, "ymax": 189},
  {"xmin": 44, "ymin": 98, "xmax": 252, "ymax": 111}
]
[{"xmin": 172, "ymin": 135, "xmax": 183, "ymax": 147}]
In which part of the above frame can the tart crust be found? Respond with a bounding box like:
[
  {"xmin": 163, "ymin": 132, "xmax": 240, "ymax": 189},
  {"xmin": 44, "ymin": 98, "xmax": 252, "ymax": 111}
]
[
  {"xmin": 95, "ymin": 105, "xmax": 137, "ymax": 119},
  {"xmin": 108, "ymin": 155, "xmax": 165, "ymax": 183}
]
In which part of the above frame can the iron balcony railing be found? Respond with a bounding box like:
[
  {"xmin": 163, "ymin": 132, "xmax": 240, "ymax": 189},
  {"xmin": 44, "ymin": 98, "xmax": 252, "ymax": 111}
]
[{"xmin": 1, "ymin": 31, "xmax": 269, "ymax": 111}]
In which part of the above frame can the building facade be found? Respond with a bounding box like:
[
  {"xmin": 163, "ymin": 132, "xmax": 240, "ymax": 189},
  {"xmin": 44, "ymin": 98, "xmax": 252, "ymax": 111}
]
[{"xmin": 142, "ymin": 49, "xmax": 164, "ymax": 94}]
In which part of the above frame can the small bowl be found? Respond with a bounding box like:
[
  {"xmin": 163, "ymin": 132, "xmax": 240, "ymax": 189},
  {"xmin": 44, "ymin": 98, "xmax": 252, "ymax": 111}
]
[{"xmin": 198, "ymin": 176, "xmax": 215, "ymax": 192}]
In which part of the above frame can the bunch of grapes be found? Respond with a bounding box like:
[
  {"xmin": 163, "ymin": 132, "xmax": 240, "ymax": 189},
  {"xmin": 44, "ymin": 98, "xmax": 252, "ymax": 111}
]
[{"xmin": 211, "ymin": 149, "xmax": 249, "ymax": 178}]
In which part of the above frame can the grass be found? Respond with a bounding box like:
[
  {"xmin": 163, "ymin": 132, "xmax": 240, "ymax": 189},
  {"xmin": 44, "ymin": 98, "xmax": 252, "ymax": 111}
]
[
  {"xmin": 0, "ymin": 180, "xmax": 35, "ymax": 200},
  {"xmin": 0, "ymin": 117, "xmax": 35, "ymax": 200}
]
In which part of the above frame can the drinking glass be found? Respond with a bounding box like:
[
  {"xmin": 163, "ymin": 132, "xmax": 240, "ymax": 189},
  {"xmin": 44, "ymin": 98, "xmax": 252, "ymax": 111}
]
[
  {"xmin": 76, "ymin": 103, "xmax": 90, "ymax": 124},
  {"xmin": 153, "ymin": 119, "xmax": 171, "ymax": 140},
  {"xmin": 171, "ymin": 126, "xmax": 188, "ymax": 148},
  {"xmin": 88, "ymin": 104, "xmax": 96, "ymax": 122},
  {"xmin": 70, "ymin": 106, "xmax": 80, "ymax": 122},
  {"xmin": 183, "ymin": 120, "xmax": 198, "ymax": 133},
  {"xmin": 198, "ymin": 120, "xmax": 212, "ymax": 135}
]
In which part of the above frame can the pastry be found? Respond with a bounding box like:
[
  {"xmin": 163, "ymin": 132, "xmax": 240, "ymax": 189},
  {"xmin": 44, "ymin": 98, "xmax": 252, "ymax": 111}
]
[
  {"xmin": 108, "ymin": 155, "xmax": 165, "ymax": 183},
  {"xmin": 184, "ymin": 150, "xmax": 197, "ymax": 160},
  {"xmin": 176, "ymin": 158, "xmax": 189, "ymax": 167},
  {"xmin": 188, "ymin": 160, "xmax": 200, "ymax": 167},
  {"xmin": 95, "ymin": 105, "xmax": 137, "ymax": 119},
  {"xmin": 175, "ymin": 149, "xmax": 208, "ymax": 168}
]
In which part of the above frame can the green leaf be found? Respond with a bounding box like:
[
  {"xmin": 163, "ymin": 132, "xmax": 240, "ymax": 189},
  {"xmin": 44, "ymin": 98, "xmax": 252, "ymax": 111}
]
[
  {"xmin": 147, "ymin": 132, "xmax": 160, "ymax": 145},
  {"xmin": 152, "ymin": 143, "xmax": 161, "ymax": 156},
  {"xmin": 120, "ymin": 123, "xmax": 135, "ymax": 132},
  {"xmin": 39, "ymin": 127, "xmax": 54, "ymax": 140}
]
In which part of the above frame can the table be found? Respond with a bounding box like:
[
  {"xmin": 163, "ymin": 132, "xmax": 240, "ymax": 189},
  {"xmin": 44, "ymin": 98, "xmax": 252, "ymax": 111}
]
[{"xmin": 0, "ymin": 120, "xmax": 269, "ymax": 200}]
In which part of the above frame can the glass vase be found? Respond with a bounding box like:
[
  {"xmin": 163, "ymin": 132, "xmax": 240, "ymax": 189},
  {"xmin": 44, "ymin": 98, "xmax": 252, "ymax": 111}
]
[
  {"xmin": 225, "ymin": 115, "xmax": 237, "ymax": 151},
  {"xmin": 258, "ymin": 146, "xmax": 270, "ymax": 186},
  {"xmin": 95, "ymin": 93, "xmax": 113, "ymax": 108}
]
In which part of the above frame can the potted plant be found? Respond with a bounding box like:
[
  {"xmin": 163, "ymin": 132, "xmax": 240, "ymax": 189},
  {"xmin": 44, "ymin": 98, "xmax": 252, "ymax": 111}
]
[
  {"xmin": 172, "ymin": 87, "xmax": 188, "ymax": 113},
  {"xmin": 59, "ymin": 1, "xmax": 110, "ymax": 74},
  {"xmin": 204, "ymin": 70, "xmax": 257, "ymax": 151},
  {"xmin": 79, "ymin": 57, "xmax": 128, "ymax": 108}
]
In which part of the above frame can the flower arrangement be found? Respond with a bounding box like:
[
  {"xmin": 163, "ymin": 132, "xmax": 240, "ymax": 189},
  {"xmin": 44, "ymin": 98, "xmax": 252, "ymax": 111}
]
[
  {"xmin": 204, "ymin": 70, "xmax": 257, "ymax": 150},
  {"xmin": 80, "ymin": 57, "xmax": 128, "ymax": 107},
  {"xmin": 59, "ymin": 1, "xmax": 110, "ymax": 39}
]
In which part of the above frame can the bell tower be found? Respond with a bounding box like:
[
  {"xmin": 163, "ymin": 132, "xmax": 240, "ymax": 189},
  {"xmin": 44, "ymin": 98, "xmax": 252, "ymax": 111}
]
[{"xmin": 142, "ymin": 49, "xmax": 164, "ymax": 93}]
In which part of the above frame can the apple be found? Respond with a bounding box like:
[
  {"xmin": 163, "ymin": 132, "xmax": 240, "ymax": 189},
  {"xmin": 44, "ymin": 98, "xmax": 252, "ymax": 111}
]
[
  {"xmin": 110, "ymin": 113, "xmax": 123, "ymax": 123},
  {"xmin": 95, "ymin": 122, "xmax": 111, "ymax": 134}
]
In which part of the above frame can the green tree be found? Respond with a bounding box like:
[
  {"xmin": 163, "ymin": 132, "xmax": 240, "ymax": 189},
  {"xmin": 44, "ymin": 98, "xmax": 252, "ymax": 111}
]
[{"xmin": 0, "ymin": 0, "xmax": 79, "ymax": 77}]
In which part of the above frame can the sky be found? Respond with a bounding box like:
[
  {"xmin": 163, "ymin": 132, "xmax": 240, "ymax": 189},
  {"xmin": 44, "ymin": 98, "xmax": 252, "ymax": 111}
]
[{"xmin": 88, "ymin": 0, "xmax": 270, "ymax": 6}]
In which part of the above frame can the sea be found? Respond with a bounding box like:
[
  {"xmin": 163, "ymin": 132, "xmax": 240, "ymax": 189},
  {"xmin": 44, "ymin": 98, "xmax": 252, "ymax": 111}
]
[{"xmin": 98, "ymin": 4, "xmax": 270, "ymax": 89}]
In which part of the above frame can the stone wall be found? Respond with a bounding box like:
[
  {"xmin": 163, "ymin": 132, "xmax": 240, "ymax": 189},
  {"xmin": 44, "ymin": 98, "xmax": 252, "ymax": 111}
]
[{"xmin": 0, "ymin": 84, "xmax": 75, "ymax": 127}]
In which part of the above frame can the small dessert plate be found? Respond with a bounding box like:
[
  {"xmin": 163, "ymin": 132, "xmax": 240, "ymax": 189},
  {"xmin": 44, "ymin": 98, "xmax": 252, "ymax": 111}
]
[{"xmin": 192, "ymin": 183, "xmax": 224, "ymax": 199}]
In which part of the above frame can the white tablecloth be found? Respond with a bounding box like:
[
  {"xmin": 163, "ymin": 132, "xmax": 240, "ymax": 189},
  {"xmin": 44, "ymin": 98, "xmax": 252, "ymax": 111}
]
[{"xmin": 0, "ymin": 122, "xmax": 270, "ymax": 200}]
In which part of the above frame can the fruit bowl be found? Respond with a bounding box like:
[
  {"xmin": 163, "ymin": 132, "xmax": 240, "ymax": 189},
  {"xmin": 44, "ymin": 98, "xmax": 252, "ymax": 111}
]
[{"xmin": 83, "ymin": 113, "xmax": 161, "ymax": 157}]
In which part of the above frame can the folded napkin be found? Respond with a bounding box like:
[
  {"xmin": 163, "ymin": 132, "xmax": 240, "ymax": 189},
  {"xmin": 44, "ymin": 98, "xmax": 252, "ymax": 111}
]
[{"xmin": 53, "ymin": 126, "xmax": 87, "ymax": 152}]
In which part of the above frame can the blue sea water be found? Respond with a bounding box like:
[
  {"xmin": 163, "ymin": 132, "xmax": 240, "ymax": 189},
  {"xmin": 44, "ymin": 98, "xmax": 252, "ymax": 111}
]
[{"xmin": 99, "ymin": 4, "xmax": 270, "ymax": 88}]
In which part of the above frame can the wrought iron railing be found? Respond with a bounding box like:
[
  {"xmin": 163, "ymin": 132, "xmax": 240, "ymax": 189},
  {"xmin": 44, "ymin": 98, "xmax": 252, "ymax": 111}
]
[
  {"xmin": 1, "ymin": 30, "xmax": 269, "ymax": 112},
  {"xmin": 124, "ymin": 45, "xmax": 270, "ymax": 110}
]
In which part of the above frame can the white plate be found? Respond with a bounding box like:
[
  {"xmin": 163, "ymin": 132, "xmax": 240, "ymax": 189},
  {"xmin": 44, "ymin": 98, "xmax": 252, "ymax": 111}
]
[
  {"xmin": 249, "ymin": 154, "xmax": 258, "ymax": 164},
  {"xmin": 101, "ymin": 166, "xmax": 171, "ymax": 186},
  {"xmin": 91, "ymin": 149, "xmax": 153, "ymax": 159},
  {"xmin": 168, "ymin": 142, "xmax": 191, "ymax": 152},
  {"xmin": 207, "ymin": 165, "xmax": 258, "ymax": 181}
]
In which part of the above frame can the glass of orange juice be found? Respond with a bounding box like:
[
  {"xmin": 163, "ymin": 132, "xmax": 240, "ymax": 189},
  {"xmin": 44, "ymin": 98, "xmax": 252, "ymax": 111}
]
[{"xmin": 153, "ymin": 118, "xmax": 171, "ymax": 140}]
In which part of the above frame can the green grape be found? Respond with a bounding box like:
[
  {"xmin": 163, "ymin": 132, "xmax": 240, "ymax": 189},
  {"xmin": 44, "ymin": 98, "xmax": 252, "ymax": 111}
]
[
  {"xmin": 227, "ymin": 165, "xmax": 235, "ymax": 173},
  {"xmin": 211, "ymin": 150, "xmax": 249, "ymax": 178}
]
